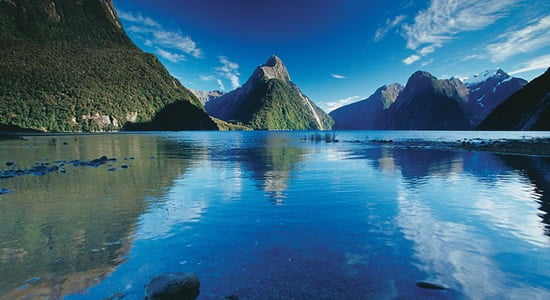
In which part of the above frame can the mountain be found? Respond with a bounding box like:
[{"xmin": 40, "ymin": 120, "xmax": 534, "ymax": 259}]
[
  {"xmin": 385, "ymin": 71, "xmax": 471, "ymax": 130},
  {"xmin": 461, "ymin": 69, "xmax": 527, "ymax": 126},
  {"xmin": 329, "ymin": 84, "xmax": 403, "ymax": 129},
  {"xmin": 0, "ymin": 0, "xmax": 216, "ymax": 132},
  {"xmin": 190, "ymin": 89, "xmax": 225, "ymax": 106},
  {"xmin": 331, "ymin": 69, "xmax": 526, "ymax": 130},
  {"xmin": 478, "ymin": 68, "xmax": 550, "ymax": 131},
  {"xmin": 206, "ymin": 55, "xmax": 334, "ymax": 130}
]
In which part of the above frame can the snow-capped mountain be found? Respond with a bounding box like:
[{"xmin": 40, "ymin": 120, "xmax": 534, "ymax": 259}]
[{"xmin": 461, "ymin": 69, "xmax": 527, "ymax": 126}]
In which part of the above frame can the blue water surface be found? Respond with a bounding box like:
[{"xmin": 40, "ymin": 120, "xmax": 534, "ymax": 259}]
[{"xmin": 1, "ymin": 131, "xmax": 549, "ymax": 299}]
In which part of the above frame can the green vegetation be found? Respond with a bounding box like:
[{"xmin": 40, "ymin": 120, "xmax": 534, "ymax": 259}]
[
  {"xmin": 0, "ymin": 0, "xmax": 216, "ymax": 132},
  {"xmin": 0, "ymin": 135, "xmax": 203, "ymax": 297},
  {"xmin": 229, "ymin": 78, "xmax": 334, "ymax": 130},
  {"xmin": 211, "ymin": 118, "xmax": 252, "ymax": 131}
]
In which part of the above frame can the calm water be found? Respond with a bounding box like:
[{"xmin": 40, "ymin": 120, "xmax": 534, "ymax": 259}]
[{"xmin": 1, "ymin": 131, "xmax": 549, "ymax": 299}]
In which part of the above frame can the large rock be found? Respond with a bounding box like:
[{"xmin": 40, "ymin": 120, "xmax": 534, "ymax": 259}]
[{"xmin": 145, "ymin": 272, "xmax": 200, "ymax": 300}]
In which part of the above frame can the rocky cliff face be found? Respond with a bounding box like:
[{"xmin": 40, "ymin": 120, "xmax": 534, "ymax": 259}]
[
  {"xmin": 0, "ymin": 0, "xmax": 216, "ymax": 132},
  {"xmin": 190, "ymin": 89, "xmax": 225, "ymax": 106},
  {"xmin": 479, "ymin": 68, "xmax": 550, "ymax": 131},
  {"xmin": 206, "ymin": 55, "xmax": 333, "ymax": 130}
]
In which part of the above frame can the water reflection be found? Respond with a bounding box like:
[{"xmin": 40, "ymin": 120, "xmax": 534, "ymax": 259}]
[
  {"xmin": 208, "ymin": 133, "xmax": 307, "ymax": 203},
  {"xmin": 348, "ymin": 144, "xmax": 550, "ymax": 297},
  {"xmin": 0, "ymin": 135, "xmax": 201, "ymax": 299}
]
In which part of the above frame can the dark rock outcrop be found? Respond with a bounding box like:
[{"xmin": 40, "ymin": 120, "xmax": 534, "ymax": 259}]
[{"xmin": 145, "ymin": 272, "xmax": 200, "ymax": 300}]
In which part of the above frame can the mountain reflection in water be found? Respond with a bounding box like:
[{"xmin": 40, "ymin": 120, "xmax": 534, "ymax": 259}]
[
  {"xmin": 1, "ymin": 131, "xmax": 549, "ymax": 299},
  {"xmin": 0, "ymin": 134, "xmax": 201, "ymax": 299}
]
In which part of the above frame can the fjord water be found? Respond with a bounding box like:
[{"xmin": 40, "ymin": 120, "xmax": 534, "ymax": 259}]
[{"xmin": 1, "ymin": 132, "xmax": 549, "ymax": 299}]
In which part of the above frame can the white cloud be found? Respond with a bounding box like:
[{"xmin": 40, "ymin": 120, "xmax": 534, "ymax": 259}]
[
  {"xmin": 486, "ymin": 16, "xmax": 550, "ymax": 62},
  {"xmin": 200, "ymin": 75, "xmax": 215, "ymax": 81},
  {"xmin": 461, "ymin": 54, "xmax": 481, "ymax": 61},
  {"xmin": 331, "ymin": 73, "xmax": 346, "ymax": 79},
  {"xmin": 374, "ymin": 15, "xmax": 406, "ymax": 42},
  {"xmin": 216, "ymin": 79, "xmax": 225, "ymax": 91},
  {"xmin": 419, "ymin": 45, "xmax": 436, "ymax": 56},
  {"xmin": 323, "ymin": 96, "xmax": 362, "ymax": 112},
  {"xmin": 153, "ymin": 31, "xmax": 202, "ymax": 58},
  {"xmin": 119, "ymin": 10, "xmax": 203, "ymax": 60},
  {"xmin": 200, "ymin": 56, "xmax": 241, "ymax": 91},
  {"xmin": 509, "ymin": 54, "xmax": 550, "ymax": 75},
  {"xmin": 217, "ymin": 56, "xmax": 239, "ymax": 72},
  {"xmin": 400, "ymin": 0, "xmax": 517, "ymax": 64},
  {"xmin": 403, "ymin": 54, "xmax": 421, "ymax": 65},
  {"xmin": 156, "ymin": 48, "xmax": 186, "ymax": 63},
  {"xmin": 118, "ymin": 10, "xmax": 160, "ymax": 28},
  {"xmin": 216, "ymin": 56, "xmax": 241, "ymax": 89},
  {"xmin": 421, "ymin": 59, "xmax": 434, "ymax": 66},
  {"xmin": 403, "ymin": 0, "xmax": 516, "ymax": 50}
]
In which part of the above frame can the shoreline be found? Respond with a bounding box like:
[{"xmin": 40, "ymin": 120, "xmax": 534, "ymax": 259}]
[{"xmin": 2, "ymin": 130, "xmax": 549, "ymax": 157}]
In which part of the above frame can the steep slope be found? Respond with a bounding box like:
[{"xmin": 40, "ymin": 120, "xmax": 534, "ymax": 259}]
[
  {"xmin": 386, "ymin": 71, "xmax": 471, "ymax": 130},
  {"xmin": 329, "ymin": 84, "xmax": 403, "ymax": 129},
  {"xmin": 461, "ymin": 69, "xmax": 527, "ymax": 126},
  {"xmin": 478, "ymin": 68, "xmax": 550, "ymax": 131},
  {"xmin": 0, "ymin": 0, "xmax": 216, "ymax": 132},
  {"xmin": 206, "ymin": 55, "xmax": 333, "ymax": 130}
]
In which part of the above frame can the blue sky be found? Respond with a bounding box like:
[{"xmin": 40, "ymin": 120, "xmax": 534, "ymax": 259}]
[{"xmin": 113, "ymin": 0, "xmax": 550, "ymax": 112}]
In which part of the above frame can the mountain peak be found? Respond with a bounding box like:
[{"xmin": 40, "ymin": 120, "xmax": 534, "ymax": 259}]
[
  {"xmin": 254, "ymin": 55, "xmax": 291, "ymax": 82},
  {"xmin": 464, "ymin": 69, "xmax": 509, "ymax": 86},
  {"xmin": 410, "ymin": 70, "xmax": 436, "ymax": 80},
  {"xmin": 265, "ymin": 55, "xmax": 283, "ymax": 67}
]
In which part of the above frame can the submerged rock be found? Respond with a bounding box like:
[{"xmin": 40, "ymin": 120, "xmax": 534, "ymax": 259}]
[
  {"xmin": 416, "ymin": 281, "xmax": 447, "ymax": 290},
  {"xmin": 145, "ymin": 272, "xmax": 200, "ymax": 300},
  {"xmin": 0, "ymin": 188, "xmax": 13, "ymax": 195}
]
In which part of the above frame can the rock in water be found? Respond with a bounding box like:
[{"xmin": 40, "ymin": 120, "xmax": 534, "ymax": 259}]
[
  {"xmin": 145, "ymin": 272, "xmax": 200, "ymax": 300},
  {"xmin": 416, "ymin": 281, "xmax": 447, "ymax": 290}
]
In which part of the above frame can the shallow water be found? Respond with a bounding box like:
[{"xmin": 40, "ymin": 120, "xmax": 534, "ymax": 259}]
[{"xmin": 1, "ymin": 131, "xmax": 549, "ymax": 299}]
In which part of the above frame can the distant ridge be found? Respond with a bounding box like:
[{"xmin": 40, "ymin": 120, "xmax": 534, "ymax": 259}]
[
  {"xmin": 331, "ymin": 69, "xmax": 527, "ymax": 130},
  {"xmin": 330, "ymin": 84, "xmax": 402, "ymax": 130}
]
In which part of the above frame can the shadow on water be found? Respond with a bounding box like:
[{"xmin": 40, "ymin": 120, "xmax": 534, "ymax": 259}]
[{"xmin": 0, "ymin": 134, "xmax": 202, "ymax": 299}]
